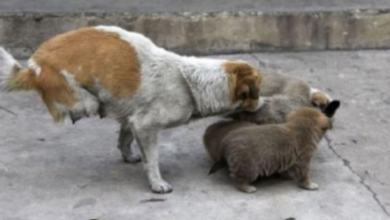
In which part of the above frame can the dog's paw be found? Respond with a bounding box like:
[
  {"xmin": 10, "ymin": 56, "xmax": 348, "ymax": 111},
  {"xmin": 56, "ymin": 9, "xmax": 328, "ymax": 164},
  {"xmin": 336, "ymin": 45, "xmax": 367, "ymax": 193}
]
[
  {"xmin": 150, "ymin": 180, "xmax": 173, "ymax": 194},
  {"xmin": 300, "ymin": 182, "xmax": 319, "ymax": 191},
  {"xmin": 244, "ymin": 186, "xmax": 257, "ymax": 193},
  {"xmin": 235, "ymin": 182, "xmax": 257, "ymax": 193},
  {"xmin": 122, "ymin": 154, "xmax": 142, "ymax": 163}
]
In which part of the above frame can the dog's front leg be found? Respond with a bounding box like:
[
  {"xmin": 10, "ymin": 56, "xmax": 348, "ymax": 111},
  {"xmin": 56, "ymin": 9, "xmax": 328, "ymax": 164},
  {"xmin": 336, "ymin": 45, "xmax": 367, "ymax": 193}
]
[{"xmin": 134, "ymin": 127, "xmax": 173, "ymax": 193}]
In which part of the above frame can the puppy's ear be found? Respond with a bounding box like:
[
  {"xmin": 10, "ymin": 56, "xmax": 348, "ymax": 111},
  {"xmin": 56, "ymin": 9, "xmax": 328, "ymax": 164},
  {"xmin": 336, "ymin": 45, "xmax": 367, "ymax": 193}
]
[{"xmin": 323, "ymin": 100, "xmax": 340, "ymax": 118}]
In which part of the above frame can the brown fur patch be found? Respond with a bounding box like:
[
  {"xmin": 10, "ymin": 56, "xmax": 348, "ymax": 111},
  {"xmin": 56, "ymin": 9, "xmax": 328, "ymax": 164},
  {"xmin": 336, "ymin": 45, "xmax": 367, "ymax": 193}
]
[
  {"xmin": 32, "ymin": 27, "xmax": 141, "ymax": 98},
  {"xmin": 5, "ymin": 64, "xmax": 76, "ymax": 122},
  {"xmin": 25, "ymin": 27, "xmax": 141, "ymax": 122},
  {"xmin": 223, "ymin": 61, "xmax": 262, "ymax": 110},
  {"xmin": 287, "ymin": 107, "xmax": 331, "ymax": 130},
  {"xmin": 6, "ymin": 67, "xmax": 37, "ymax": 92},
  {"xmin": 203, "ymin": 120, "xmax": 255, "ymax": 163},
  {"xmin": 37, "ymin": 66, "xmax": 78, "ymax": 122}
]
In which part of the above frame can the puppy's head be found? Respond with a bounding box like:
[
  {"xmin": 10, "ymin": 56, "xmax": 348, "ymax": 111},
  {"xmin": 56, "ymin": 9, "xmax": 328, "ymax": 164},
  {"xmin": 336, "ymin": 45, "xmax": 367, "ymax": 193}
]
[
  {"xmin": 310, "ymin": 88, "xmax": 340, "ymax": 118},
  {"xmin": 287, "ymin": 107, "xmax": 332, "ymax": 131},
  {"xmin": 224, "ymin": 61, "xmax": 262, "ymax": 112},
  {"xmin": 310, "ymin": 88, "xmax": 331, "ymax": 111}
]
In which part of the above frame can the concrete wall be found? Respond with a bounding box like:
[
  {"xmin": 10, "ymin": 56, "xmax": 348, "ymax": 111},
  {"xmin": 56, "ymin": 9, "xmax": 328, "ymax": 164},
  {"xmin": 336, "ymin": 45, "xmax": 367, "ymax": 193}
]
[{"xmin": 1, "ymin": 9, "xmax": 390, "ymax": 58}]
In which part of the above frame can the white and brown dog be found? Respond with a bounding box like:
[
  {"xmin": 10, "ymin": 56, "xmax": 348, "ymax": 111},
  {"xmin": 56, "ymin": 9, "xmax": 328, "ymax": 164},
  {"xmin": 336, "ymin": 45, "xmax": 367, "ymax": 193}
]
[{"xmin": 0, "ymin": 26, "xmax": 262, "ymax": 193}]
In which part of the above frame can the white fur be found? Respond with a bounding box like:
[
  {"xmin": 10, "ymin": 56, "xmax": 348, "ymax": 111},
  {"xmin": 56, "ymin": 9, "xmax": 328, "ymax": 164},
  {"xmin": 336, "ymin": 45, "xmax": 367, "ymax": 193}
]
[
  {"xmin": 94, "ymin": 26, "xmax": 241, "ymax": 120},
  {"xmin": 309, "ymin": 87, "xmax": 319, "ymax": 96},
  {"xmin": 93, "ymin": 26, "xmax": 254, "ymax": 192},
  {"xmin": 310, "ymin": 87, "xmax": 332, "ymax": 101},
  {"xmin": 0, "ymin": 47, "xmax": 21, "ymax": 90},
  {"xmin": 2, "ymin": 26, "xmax": 259, "ymax": 193},
  {"xmin": 27, "ymin": 58, "xmax": 42, "ymax": 75}
]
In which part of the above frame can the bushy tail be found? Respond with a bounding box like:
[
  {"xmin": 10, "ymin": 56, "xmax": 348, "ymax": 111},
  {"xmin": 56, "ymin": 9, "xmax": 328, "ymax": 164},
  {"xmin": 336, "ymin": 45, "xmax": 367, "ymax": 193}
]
[{"xmin": 0, "ymin": 47, "xmax": 36, "ymax": 92}]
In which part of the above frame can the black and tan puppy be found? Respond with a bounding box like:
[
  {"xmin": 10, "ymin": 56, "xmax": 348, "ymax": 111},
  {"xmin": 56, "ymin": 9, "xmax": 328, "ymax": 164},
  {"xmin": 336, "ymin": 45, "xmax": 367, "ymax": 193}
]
[
  {"xmin": 205, "ymin": 107, "xmax": 333, "ymax": 193},
  {"xmin": 229, "ymin": 70, "xmax": 340, "ymax": 124}
]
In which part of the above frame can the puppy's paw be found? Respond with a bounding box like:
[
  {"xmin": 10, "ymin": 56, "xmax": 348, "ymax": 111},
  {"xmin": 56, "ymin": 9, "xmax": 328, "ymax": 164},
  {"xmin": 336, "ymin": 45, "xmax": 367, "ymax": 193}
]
[
  {"xmin": 300, "ymin": 182, "xmax": 319, "ymax": 190},
  {"xmin": 244, "ymin": 186, "xmax": 258, "ymax": 193},
  {"xmin": 122, "ymin": 154, "xmax": 142, "ymax": 163},
  {"xmin": 235, "ymin": 183, "xmax": 257, "ymax": 193},
  {"xmin": 150, "ymin": 180, "xmax": 173, "ymax": 194}
]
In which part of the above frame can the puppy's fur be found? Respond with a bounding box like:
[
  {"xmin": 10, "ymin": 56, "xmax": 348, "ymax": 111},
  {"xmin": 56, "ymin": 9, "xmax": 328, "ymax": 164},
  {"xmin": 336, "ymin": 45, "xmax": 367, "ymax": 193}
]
[
  {"xmin": 0, "ymin": 26, "xmax": 262, "ymax": 193},
  {"xmin": 229, "ymin": 70, "xmax": 339, "ymax": 124},
  {"xmin": 205, "ymin": 107, "xmax": 332, "ymax": 193},
  {"xmin": 204, "ymin": 120, "xmax": 255, "ymax": 165}
]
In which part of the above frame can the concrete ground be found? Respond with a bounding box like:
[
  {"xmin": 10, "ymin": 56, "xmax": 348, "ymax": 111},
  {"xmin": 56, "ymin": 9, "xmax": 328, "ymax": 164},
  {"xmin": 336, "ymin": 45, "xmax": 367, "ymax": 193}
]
[
  {"xmin": 0, "ymin": 50, "xmax": 389, "ymax": 220},
  {"xmin": 1, "ymin": 0, "xmax": 389, "ymax": 13}
]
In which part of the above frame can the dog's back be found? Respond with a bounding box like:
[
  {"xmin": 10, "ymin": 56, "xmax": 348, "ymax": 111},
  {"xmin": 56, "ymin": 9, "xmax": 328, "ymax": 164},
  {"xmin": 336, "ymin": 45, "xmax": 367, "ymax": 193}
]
[
  {"xmin": 221, "ymin": 124, "xmax": 294, "ymax": 179},
  {"xmin": 261, "ymin": 70, "xmax": 310, "ymax": 101},
  {"xmin": 229, "ymin": 70, "xmax": 311, "ymax": 124}
]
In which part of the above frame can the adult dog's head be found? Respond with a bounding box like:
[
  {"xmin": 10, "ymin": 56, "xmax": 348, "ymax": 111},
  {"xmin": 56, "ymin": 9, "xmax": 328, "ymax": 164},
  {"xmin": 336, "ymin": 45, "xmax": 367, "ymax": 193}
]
[{"xmin": 224, "ymin": 61, "xmax": 262, "ymax": 112}]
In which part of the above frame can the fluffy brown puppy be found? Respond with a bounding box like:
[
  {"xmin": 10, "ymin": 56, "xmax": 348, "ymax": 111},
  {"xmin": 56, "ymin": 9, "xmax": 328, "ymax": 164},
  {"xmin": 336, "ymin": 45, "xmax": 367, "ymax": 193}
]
[
  {"xmin": 206, "ymin": 107, "xmax": 332, "ymax": 193},
  {"xmin": 229, "ymin": 70, "xmax": 339, "ymax": 124}
]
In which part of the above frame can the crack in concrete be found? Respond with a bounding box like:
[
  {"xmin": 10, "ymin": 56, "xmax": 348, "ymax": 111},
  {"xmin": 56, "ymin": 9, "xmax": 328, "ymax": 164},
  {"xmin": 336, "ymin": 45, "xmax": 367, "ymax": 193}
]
[
  {"xmin": 324, "ymin": 134, "xmax": 390, "ymax": 219},
  {"xmin": 249, "ymin": 53, "xmax": 268, "ymax": 69},
  {"xmin": 0, "ymin": 105, "xmax": 17, "ymax": 116},
  {"xmin": 249, "ymin": 52, "xmax": 389, "ymax": 218}
]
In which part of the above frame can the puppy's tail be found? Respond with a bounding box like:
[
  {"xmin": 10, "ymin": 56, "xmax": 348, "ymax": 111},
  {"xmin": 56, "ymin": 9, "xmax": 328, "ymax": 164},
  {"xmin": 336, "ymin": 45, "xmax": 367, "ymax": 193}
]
[
  {"xmin": 0, "ymin": 47, "xmax": 36, "ymax": 92},
  {"xmin": 208, "ymin": 160, "xmax": 226, "ymax": 175}
]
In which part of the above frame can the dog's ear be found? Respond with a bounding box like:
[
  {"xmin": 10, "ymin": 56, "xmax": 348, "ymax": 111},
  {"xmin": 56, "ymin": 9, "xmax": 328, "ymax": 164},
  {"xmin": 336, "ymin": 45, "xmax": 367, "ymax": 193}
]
[
  {"xmin": 323, "ymin": 100, "xmax": 340, "ymax": 118},
  {"xmin": 224, "ymin": 61, "xmax": 261, "ymax": 102}
]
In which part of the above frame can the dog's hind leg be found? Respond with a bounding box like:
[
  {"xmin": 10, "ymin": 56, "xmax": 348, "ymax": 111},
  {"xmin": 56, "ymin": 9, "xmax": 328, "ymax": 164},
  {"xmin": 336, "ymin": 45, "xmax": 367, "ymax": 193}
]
[
  {"xmin": 291, "ymin": 156, "xmax": 319, "ymax": 190},
  {"xmin": 117, "ymin": 118, "xmax": 141, "ymax": 163}
]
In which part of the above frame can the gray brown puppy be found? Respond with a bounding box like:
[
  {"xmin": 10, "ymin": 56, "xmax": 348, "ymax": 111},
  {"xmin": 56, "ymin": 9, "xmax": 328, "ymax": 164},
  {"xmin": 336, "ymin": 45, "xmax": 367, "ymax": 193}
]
[
  {"xmin": 205, "ymin": 107, "xmax": 333, "ymax": 193},
  {"xmin": 229, "ymin": 70, "xmax": 339, "ymax": 124},
  {"xmin": 204, "ymin": 120, "xmax": 255, "ymax": 165}
]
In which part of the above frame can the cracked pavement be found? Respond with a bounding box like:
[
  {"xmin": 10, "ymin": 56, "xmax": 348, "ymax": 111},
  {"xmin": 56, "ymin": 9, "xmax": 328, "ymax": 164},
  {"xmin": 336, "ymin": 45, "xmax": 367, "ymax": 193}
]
[{"xmin": 1, "ymin": 50, "xmax": 390, "ymax": 220}]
